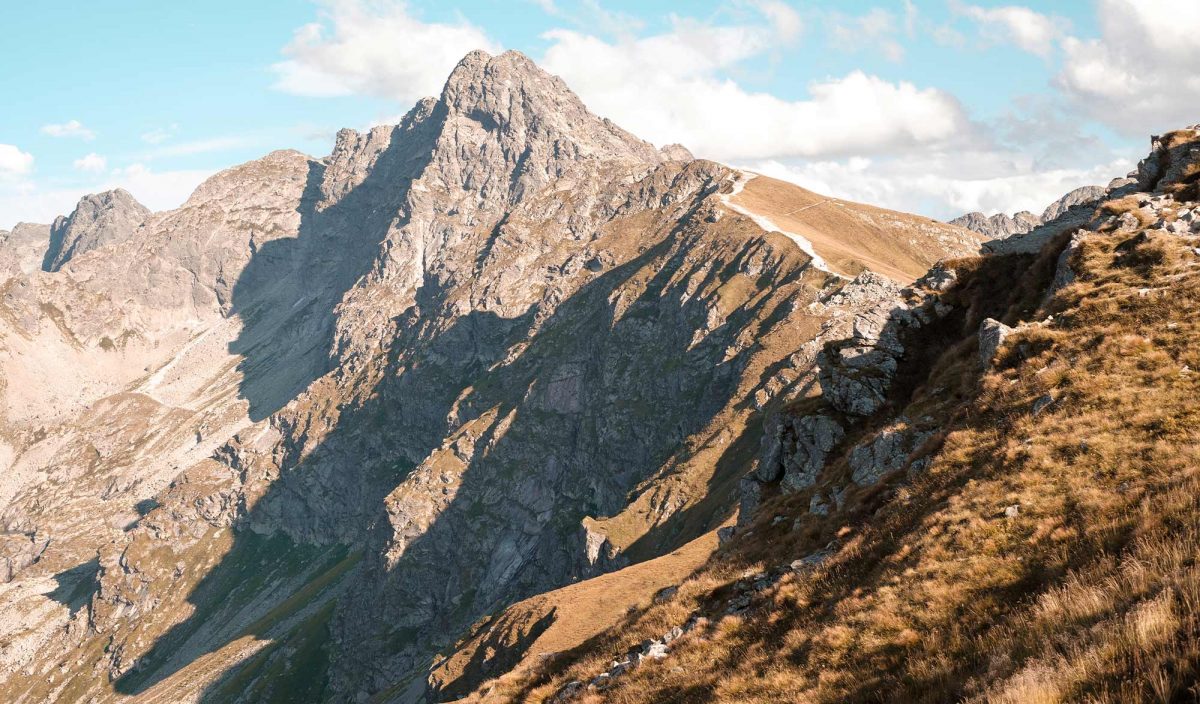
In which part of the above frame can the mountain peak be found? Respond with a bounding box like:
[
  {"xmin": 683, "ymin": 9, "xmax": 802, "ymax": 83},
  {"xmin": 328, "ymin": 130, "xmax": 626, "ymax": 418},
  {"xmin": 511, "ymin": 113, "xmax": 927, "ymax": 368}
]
[
  {"xmin": 43, "ymin": 188, "xmax": 150, "ymax": 271},
  {"xmin": 442, "ymin": 49, "xmax": 549, "ymax": 99},
  {"xmin": 436, "ymin": 49, "xmax": 662, "ymax": 166}
]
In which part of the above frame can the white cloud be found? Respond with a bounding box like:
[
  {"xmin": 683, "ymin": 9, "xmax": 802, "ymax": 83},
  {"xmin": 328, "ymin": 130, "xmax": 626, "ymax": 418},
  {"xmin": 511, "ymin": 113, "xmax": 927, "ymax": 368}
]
[
  {"xmin": 145, "ymin": 136, "xmax": 252, "ymax": 159},
  {"xmin": 751, "ymin": 0, "xmax": 803, "ymax": 42},
  {"xmin": 271, "ymin": 0, "xmax": 499, "ymax": 102},
  {"xmin": 141, "ymin": 124, "xmax": 180, "ymax": 144},
  {"xmin": 533, "ymin": 0, "xmax": 647, "ymax": 39},
  {"xmin": 256, "ymin": 0, "xmax": 1162, "ymax": 220},
  {"xmin": 541, "ymin": 20, "xmax": 970, "ymax": 162},
  {"xmin": 73, "ymin": 153, "xmax": 107, "ymax": 173},
  {"xmin": 0, "ymin": 144, "xmax": 34, "ymax": 177},
  {"xmin": 748, "ymin": 151, "xmax": 1132, "ymax": 221},
  {"xmin": 0, "ymin": 164, "xmax": 214, "ymax": 228},
  {"xmin": 953, "ymin": 3, "xmax": 1065, "ymax": 57},
  {"xmin": 266, "ymin": 2, "xmax": 966, "ymax": 162},
  {"xmin": 108, "ymin": 164, "xmax": 214, "ymax": 211},
  {"xmin": 902, "ymin": 0, "xmax": 918, "ymax": 36},
  {"xmin": 1057, "ymin": 0, "xmax": 1200, "ymax": 134},
  {"xmin": 827, "ymin": 8, "xmax": 905, "ymax": 62},
  {"xmin": 931, "ymin": 23, "xmax": 967, "ymax": 47},
  {"xmin": 40, "ymin": 120, "xmax": 96, "ymax": 140}
]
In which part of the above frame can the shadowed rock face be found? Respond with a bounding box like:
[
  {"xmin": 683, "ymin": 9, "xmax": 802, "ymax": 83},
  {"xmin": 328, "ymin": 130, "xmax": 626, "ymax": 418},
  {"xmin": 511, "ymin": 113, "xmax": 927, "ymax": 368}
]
[{"xmin": 0, "ymin": 50, "xmax": 981, "ymax": 704}]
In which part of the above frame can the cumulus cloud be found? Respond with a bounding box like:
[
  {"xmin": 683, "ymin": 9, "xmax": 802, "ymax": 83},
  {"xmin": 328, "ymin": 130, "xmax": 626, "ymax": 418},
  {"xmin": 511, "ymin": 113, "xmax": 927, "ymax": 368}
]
[
  {"xmin": 40, "ymin": 120, "xmax": 95, "ymax": 140},
  {"xmin": 0, "ymin": 144, "xmax": 34, "ymax": 177},
  {"xmin": 271, "ymin": 0, "xmax": 499, "ymax": 102},
  {"xmin": 1057, "ymin": 0, "xmax": 1200, "ymax": 134},
  {"xmin": 73, "ymin": 153, "xmax": 107, "ymax": 173},
  {"xmin": 953, "ymin": 2, "xmax": 1065, "ymax": 57},
  {"xmin": 541, "ymin": 18, "xmax": 971, "ymax": 162}
]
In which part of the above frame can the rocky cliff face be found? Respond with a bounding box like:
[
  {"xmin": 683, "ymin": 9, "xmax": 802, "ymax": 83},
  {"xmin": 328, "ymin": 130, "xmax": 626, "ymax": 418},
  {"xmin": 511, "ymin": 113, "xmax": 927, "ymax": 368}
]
[
  {"xmin": 44, "ymin": 189, "xmax": 151, "ymax": 272},
  {"xmin": 949, "ymin": 209, "xmax": 1042, "ymax": 239},
  {"xmin": 951, "ymin": 184, "xmax": 1108, "ymax": 239},
  {"xmin": 0, "ymin": 50, "xmax": 982, "ymax": 703}
]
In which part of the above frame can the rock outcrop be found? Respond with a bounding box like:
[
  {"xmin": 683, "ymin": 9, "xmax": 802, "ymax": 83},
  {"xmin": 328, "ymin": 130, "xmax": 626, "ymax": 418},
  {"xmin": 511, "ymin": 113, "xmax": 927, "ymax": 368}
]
[
  {"xmin": 1041, "ymin": 185, "xmax": 1108, "ymax": 221},
  {"xmin": 43, "ymin": 189, "xmax": 150, "ymax": 272},
  {"xmin": 978, "ymin": 318, "xmax": 1013, "ymax": 366},
  {"xmin": 0, "ymin": 223, "xmax": 51, "ymax": 279},
  {"xmin": 950, "ymin": 210, "xmax": 1041, "ymax": 239}
]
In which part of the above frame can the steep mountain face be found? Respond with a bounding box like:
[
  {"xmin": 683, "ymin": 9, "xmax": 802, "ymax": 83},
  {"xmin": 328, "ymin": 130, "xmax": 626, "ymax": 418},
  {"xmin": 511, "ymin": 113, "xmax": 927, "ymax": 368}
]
[
  {"xmin": 468, "ymin": 127, "xmax": 1200, "ymax": 703},
  {"xmin": 0, "ymin": 51, "xmax": 982, "ymax": 703},
  {"xmin": 43, "ymin": 189, "xmax": 151, "ymax": 272},
  {"xmin": 951, "ymin": 185, "xmax": 1108, "ymax": 239}
]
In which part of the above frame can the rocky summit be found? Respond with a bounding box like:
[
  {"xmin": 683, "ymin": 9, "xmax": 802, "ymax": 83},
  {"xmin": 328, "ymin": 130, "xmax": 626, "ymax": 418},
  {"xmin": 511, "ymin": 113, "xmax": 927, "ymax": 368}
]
[{"xmin": 2, "ymin": 49, "xmax": 1195, "ymax": 704}]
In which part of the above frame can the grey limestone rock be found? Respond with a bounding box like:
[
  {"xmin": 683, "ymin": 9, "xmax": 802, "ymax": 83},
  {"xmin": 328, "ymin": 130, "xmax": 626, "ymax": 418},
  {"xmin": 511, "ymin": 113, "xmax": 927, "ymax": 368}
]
[
  {"xmin": 1041, "ymin": 185, "xmax": 1107, "ymax": 222},
  {"xmin": 849, "ymin": 424, "xmax": 933, "ymax": 487},
  {"xmin": 780, "ymin": 415, "xmax": 845, "ymax": 493},
  {"xmin": 44, "ymin": 189, "xmax": 150, "ymax": 272},
  {"xmin": 950, "ymin": 210, "xmax": 1041, "ymax": 240},
  {"xmin": 736, "ymin": 476, "xmax": 762, "ymax": 528},
  {"xmin": 817, "ymin": 303, "xmax": 906, "ymax": 417},
  {"xmin": 0, "ymin": 223, "xmax": 51, "ymax": 279},
  {"xmin": 978, "ymin": 318, "xmax": 1014, "ymax": 367}
]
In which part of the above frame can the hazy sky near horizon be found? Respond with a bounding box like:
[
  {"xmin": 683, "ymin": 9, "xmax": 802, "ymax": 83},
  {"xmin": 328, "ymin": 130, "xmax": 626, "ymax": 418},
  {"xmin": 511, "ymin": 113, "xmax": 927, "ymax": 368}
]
[{"xmin": 2, "ymin": 0, "xmax": 1198, "ymax": 228}]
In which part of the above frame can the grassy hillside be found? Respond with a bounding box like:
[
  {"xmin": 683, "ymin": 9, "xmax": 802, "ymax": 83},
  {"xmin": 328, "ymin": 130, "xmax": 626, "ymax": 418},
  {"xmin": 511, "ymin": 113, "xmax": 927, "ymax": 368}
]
[{"xmin": 462, "ymin": 136, "xmax": 1200, "ymax": 702}]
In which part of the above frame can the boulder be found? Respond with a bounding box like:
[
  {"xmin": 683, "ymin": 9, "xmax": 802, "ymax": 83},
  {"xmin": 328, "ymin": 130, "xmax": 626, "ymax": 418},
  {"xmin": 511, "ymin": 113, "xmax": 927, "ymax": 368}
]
[
  {"xmin": 978, "ymin": 318, "xmax": 1013, "ymax": 367},
  {"xmin": 789, "ymin": 548, "xmax": 833, "ymax": 573},
  {"xmin": 736, "ymin": 476, "xmax": 762, "ymax": 528},
  {"xmin": 717, "ymin": 526, "xmax": 737, "ymax": 546},
  {"xmin": 780, "ymin": 415, "xmax": 844, "ymax": 493},
  {"xmin": 755, "ymin": 413, "xmax": 787, "ymax": 482},
  {"xmin": 913, "ymin": 262, "xmax": 957, "ymax": 292}
]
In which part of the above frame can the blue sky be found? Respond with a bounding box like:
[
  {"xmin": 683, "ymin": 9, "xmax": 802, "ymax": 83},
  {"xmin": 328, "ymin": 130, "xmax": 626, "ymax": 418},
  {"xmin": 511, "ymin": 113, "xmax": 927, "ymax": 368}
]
[{"xmin": 2, "ymin": 0, "xmax": 1197, "ymax": 228}]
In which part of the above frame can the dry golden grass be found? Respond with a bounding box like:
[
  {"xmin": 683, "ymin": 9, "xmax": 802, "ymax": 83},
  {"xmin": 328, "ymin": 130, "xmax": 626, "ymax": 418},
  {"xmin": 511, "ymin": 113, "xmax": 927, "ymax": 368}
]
[
  {"xmin": 429, "ymin": 533, "xmax": 717, "ymax": 699},
  {"xmin": 464, "ymin": 212, "xmax": 1200, "ymax": 702},
  {"xmin": 1100, "ymin": 195, "xmax": 1155, "ymax": 229},
  {"xmin": 732, "ymin": 175, "xmax": 983, "ymax": 281}
]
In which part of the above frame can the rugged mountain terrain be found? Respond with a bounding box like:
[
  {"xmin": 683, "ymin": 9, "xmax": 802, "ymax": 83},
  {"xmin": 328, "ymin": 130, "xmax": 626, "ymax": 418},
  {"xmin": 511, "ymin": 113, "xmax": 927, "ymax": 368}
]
[
  {"xmin": 464, "ymin": 128, "xmax": 1200, "ymax": 702},
  {"xmin": 951, "ymin": 185, "xmax": 1107, "ymax": 239},
  {"xmin": 0, "ymin": 50, "xmax": 982, "ymax": 703},
  {"xmin": 0, "ymin": 224, "xmax": 52, "ymax": 280}
]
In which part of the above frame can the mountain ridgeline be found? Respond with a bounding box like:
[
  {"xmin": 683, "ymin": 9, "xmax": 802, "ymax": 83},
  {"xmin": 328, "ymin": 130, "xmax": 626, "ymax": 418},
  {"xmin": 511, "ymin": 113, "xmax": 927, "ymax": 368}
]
[{"xmin": 1, "ymin": 50, "xmax": 1193, "ymax": 703}]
